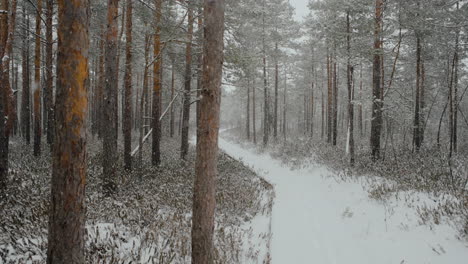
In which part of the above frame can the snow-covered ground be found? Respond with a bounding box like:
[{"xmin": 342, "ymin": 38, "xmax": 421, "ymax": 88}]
[{"xmin": 219, "ymin": 138, "xmax": 468, "ymax": 264}]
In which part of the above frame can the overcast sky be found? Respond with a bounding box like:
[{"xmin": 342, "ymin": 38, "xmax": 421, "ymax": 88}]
[{"xmin": 291, "ymin": 0, "xmax": 310, "ymax": 21}]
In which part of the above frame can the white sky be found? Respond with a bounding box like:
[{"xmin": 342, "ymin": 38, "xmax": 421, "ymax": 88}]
[{"xmin": 290, "ymin": 0, "xmax": 309, "ymax": 21}]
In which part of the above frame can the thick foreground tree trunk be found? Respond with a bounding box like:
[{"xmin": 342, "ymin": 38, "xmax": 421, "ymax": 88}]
[
  {"xmin": 46, "ymin": 0, "xmax": 89, "ymax": 262},
  {"xmin": 191, "ymin": 0, "xmax": 225, "ymax": 263}
]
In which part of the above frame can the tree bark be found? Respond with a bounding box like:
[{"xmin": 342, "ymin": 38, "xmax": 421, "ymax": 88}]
[
  {"xmin": 21, "ymin": 6, "xmax": 30, "ymax": 144},
  {"xmin": 152, "ymin": 0, "xmax": 162, "ymax": 166},
  {"xmin": 283, "ymin": 69, "xmax": 287, "ymax": 141},
  {"xmin": 453, "ymin": 12, "xmax": 459, "ymax": 153},
  {"xmin": 253, "ymin": 76, "xmax": 256, "ymax": 144},
  {"xmin": 310, "ymin": 48, "xmax": 315, "ymax": 138},
  {"xmin": 96, "ymin": 28, "xmax": 105, "ymax": 139},
  {"xmin": 46, "ymin": 0, "xmax": 89, "ymax": 262},
  {"xmin": 181, "ymin": 2, "xmax": 194, "ymax": 160},
  {"xmin": 191, "ymin": 0, "xmax": 225, "ymax": 263},
  {"xmin": 332, "ymin": 54, "xmax": 338, "ymax": 146},
  {"xmin": 359, "ymin": 64, "xmax": 363, "ymax": 137},
  {"xmin": 170, "ymin": 58, "xmax": 175, "ymax": 138},
  {"xmin": 33, "ymin": 0, "xmax": 42, "ymax": 157},
  {"xmin": 196, "ymin": 2, "xmax": 203, "ymax": 143},
  {"xmin": 123, "ymin": 0, "xmax": 133, "ymax": 171},
  {"xmin": 413, "ymin": 35, "xmax": 422, "ymax": 151},
  {"xmin": 262, "ymin": 1, "xmax": 269, "ymax": 147},
  {"xmin": 0, "ymin": 0, "xmax": 17, "ymax": 189},
  {"xmin": 103, "ymin": 0, "xmax": 119, "ymax": 194},
  {"xmin": 45, "ymin": 0, "xmax": 54, "ymax": 146},
  {"xmin": 327, "ymin": 52, "xmax": 332, "ymax": 143},
  {"xmin": 138, "ymin": 33, "xmax": 151, "ymax": 167},
  {"xmin": 347, "ymin": 12, "xmax": 355, "ymax": 165},
  {"xmin": 274, "ymin": 42, "xmax": 279, "ymax": 139},
  {"xmin": 370, "ymin": 0, "xmax": 384, "ymax": 160},
  {"xmin": 246, "ymin": 79, "xmax": 250, "ymax": 140}
]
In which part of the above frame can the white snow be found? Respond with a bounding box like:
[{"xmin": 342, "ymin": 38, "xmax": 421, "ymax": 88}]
[{"xmin": 219, "ymin": 138, "xmax": 468, "ymax": 264}]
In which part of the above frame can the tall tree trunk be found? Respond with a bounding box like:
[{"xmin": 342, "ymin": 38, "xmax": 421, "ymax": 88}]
[
  {"xmin": 45, "ymin": 0, "xmax": 54, "ymax": 146},
  {"xmin": 192, "ymin": 0, "xmax": 225, "ymax": 262},
  {"xmin": 33, "ymin": 0, "xmax": 42, "ymax": 157},
  {"xmin": 321, "ymin": 90, "xmax": 324, "ymax": 139},
  {"xmin": 283, "ymin": 69, "xmax": 287, "ymax": 141},
  {"xmin": 246, "ymin": 79, "xmax": 250, "ymax": 140},
  {"xmin": 274, "ymin": 42, "xmax": 278, "ymax": 139},
  {"xmin": 13, "ymin": 59, "xmax": 18, "ymax": 136},
  {"xmin": 310, "ymin": 49, "xmax": 315, "ymax": 138},
  {"xmin": 370, "ymin": 0, "xmax": 384, "ymax": 160},
  {"xmin": 262, "ymin": 2, "xmax": 269, "ymax": 147},
  {"xmin": 347, "ymin": 12, "xmax": 355, "ymax": 165},
  {"xmin": 0, "ymin": 0, "xmax": 17, "ymax": 189},
  {"xmin": 138, "ymin": 32, "xmax": 151, "ymax": 167},
  {"xmin": 304, "ymin": 90, "xmax": 307, "ymax": 133},
  {"xmin": 21, "ymin": 6, "xmax": 30, "ymax": 144},
  {"xmin": 152, "ymin": 0, "xmax": 162, "ymax": 166},
  {"xmin": 420, "ymin": 60, "xmax": 425, "ymax": 144},
  {"xmin": 332, "ymin": 54, "xmax": 338, "ymax": 146},
  {"xmin": 413, "ymin": 35, "xmax": 422, "ymax": 151},
  {"xmin": 448, "ymin": 49, "xmax": 456, "ymax": 156},
  {"xmin": 453, "ymin": 13, "xmax": 459, "ymax": 153},
  {"xmin": 96, "ymin": 28, "xmax": 105, "ymax": 139},
  {"xmin": 103, "ymin": 0, "xmax": 119, "ymax": 194},
  {"xmin": 359, "ymin": 64, "xmax": 363, "ymax": 137},
  {"xmin": 46, "ymin": 1, "xmax": 89, "ymax": 262},
  {"xmin": 170, "ymin": 58, "xmax": 175, "ymax": 138},
  {"xmin": 181, "ymin": 2, "xmax": 194, "ymax": 160},
  {"xmin": 123, "ymin": 0, "xmax": 133, "ymax": 171},
  {"xmin": 327, "ymin": 52, "xmax": 332, "ymax": 143},
  {"xmin": 196, "ymin": 2, "xmax": 203, "ymax": 142},
  {"xmin": 117, "ymin": 0, "xmax": 126, "ymax": 140},
  {"xmin": 90, "ymin": 53, "xmax": 97, "ymax": 135},
  {"xmin": 253, "ymin": 76, "xmax": 256, "ymax": 144}
]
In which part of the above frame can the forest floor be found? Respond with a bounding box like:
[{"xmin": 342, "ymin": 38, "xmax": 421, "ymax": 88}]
[
  {"xmin": 221, "ymin": 130, "xmax": 468, "ymax": 264},
  {"xmin": 0, "ymin": 135, "xmax": 274, "ymax": 263}
]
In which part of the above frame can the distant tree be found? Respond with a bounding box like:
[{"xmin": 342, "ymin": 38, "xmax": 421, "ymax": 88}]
[
  {"xmin": 33, "ymin": 0, "xmax": 42, "ymax": 156},
  {"xmin": 123, "ymin": 0, "xmax": 133, "ymax": 170},
  {"xmin": 181, "ymin": 2, "xmax": 194, "ymax": 160},
  {"xmin": 138, "ymin": 32, "xmax": 151, "ymax": 167},
  {"xmin": 152, "ymin": 0, "xmax": 162, "ymax": 166},
  {"xmin": 103, "ymin": 0, "xmax": 119, "ymax": 194},
  {"xmin": 21, "ymin": 5, "xmax": 31, "ymax": 145},
  {"xmin": 45, "ymin": 0, "xmax": 54, "ymax": 146},
  {"xmin": 370, "ymin": 0, "xmax": 383, "ymax": 160},
  {"xmin": 346, "ymin": 11, "xmax": 355, "ymax": 165}
]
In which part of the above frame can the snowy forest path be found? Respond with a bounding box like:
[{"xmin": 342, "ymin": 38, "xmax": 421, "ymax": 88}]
[{"xmin": 219, "ymin": 138, "xmax": 468, "ymax": 264}]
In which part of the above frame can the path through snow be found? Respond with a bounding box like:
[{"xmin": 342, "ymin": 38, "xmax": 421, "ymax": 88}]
[{"xmin": 219, "ymin": 138, "xmax": 468, "ymax": 264}]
